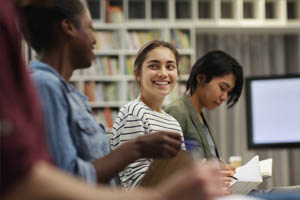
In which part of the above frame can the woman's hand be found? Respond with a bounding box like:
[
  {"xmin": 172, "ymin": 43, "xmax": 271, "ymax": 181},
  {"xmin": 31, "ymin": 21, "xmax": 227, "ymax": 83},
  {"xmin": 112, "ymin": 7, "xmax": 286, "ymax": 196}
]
[
  {"xmin": 159, "ymin": 161, "xmax": 226, "ymax": 200},
  {"xmin": 219, "ymin": 159, "xmax": 236, "ymax": 195},
  {"xmin": 134, "ymin": 131, "xmax": 182, "ymax": 159}
]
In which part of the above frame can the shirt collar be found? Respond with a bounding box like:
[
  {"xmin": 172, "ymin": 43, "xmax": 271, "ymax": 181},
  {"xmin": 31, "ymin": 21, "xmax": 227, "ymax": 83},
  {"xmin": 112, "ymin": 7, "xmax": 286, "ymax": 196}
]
[{"xmin": 30, "ymin": 60, "xmax": 73, "ymax": 92}]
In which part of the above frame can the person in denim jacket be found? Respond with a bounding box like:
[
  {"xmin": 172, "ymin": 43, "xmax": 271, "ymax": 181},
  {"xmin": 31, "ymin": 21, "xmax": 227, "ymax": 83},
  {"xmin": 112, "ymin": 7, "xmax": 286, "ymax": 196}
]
[{"xmin": 21, "ymin": 0, "xmax": 183, "ymax": 185}]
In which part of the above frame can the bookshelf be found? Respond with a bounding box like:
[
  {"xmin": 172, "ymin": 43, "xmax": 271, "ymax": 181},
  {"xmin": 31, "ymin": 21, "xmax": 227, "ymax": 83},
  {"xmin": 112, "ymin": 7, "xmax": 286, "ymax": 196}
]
[{"xmin": 71, "ymin": 0, "xmax": 300, "ymax": 131}]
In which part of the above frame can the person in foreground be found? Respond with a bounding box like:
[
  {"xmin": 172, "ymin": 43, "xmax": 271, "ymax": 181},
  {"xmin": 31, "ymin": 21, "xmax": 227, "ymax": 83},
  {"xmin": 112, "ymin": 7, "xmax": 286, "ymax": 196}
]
[
  {"xmin": 111, "ymin": 40, "xmax": 186, "ymax": 188},
  {"xmin": 165, "ymin": 50, "xmax": 244, "ymax": 186},
  {"xmin": 1, "ymin": 0, "xmax": 225, "ymax": 199},
  {"xmin": 20, "ymin": 0, "xmax": 185, "ymax": 185}
]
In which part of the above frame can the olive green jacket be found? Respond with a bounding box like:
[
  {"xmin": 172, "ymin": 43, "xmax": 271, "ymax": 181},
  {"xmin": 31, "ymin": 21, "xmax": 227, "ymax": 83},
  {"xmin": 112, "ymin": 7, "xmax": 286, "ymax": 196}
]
[{"xmin": 165, "ymin": 94, "xmax": 219, "ymax": 160}]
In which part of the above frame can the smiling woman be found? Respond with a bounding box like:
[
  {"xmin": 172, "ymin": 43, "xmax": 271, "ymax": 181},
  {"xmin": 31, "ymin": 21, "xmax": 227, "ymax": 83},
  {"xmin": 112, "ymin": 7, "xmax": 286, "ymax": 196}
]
[
  {"xmin": 110, "ymin": 40, "xmax": 186, "ymax": 189},
  {"xmin": 136, "ymin": 46, "xmax": 178, "ymax": 109}
]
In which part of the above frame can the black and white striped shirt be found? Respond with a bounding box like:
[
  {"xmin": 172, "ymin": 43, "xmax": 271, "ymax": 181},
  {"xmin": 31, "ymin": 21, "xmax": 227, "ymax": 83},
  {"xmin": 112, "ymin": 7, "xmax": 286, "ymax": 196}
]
[{"xmin": 110, "ymin": 98, "xmax": 185, "ymax": 189}]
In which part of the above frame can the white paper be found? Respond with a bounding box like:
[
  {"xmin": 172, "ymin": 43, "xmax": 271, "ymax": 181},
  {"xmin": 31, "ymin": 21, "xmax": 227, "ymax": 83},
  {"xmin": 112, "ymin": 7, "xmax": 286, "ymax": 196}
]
[{"xmin": 230, "ymin": 155, "xmax": 263, "ymax": 194}]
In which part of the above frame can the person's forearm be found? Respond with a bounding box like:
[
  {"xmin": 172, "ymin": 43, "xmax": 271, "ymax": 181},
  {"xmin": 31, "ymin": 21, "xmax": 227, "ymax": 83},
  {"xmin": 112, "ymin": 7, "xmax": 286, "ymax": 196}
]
[
  {"xmin": 92, "ymin": 140, "xmax": 141, "ymax": 183},
  {"xmin": 92, "ymin": 130, "xmax": 183, "ymax": 183},
  {"xmin": 3, "ymin": 161, "xmax": 163, "ymax": 200}
]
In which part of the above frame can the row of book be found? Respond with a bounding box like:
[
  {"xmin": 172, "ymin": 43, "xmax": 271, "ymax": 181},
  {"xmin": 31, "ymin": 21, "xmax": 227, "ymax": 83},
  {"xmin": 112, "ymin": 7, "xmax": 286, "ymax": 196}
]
[
  {"xmin": 170, "ymin": 30, "xmax": 191, "ymax": 49},
  {"xmin": 125, "ymin": 56, "xmax": 135, "ymax": 75},
  {"xmin": 178, "ymin": 55, "xmax": 192, "ymax": 75},
  {"xmin": 84, "ymin": 82, "xmax": 119, "ymax": 102},
  {"xmin": 94, "ymin": 29, "xmax": 191, "ymax": 50},
  {"xmin": 95, "ymin": 31, "xmax": 120, "ymax": 50},
  {"xmin": 82, "ymin": 56, "xmax": 120, "ymax": 76},
  {"xmin": 106, "ymin": 5, "xmax": 123, "ymax": 23},
  {"xmin": 126, "ymin": 31, "xmax": 161, "ymax": 50}
]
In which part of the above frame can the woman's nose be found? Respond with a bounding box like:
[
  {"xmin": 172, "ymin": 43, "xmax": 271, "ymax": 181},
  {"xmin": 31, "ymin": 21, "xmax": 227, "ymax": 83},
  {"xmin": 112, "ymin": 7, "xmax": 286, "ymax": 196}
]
[
  {"xmin": 221, "ymin": 92, "xmax": 228, "ymax": 101},
  {"xmin": 158, "ymin": 67, "xmax": 167, "ymax": 78}
]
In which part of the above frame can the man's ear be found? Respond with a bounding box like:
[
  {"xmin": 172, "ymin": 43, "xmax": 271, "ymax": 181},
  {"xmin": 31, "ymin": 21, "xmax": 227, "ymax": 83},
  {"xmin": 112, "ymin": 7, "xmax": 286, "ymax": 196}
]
[
  {"xmin": 197, "ymin": 74, "xmax": 206, "ymax": 86},
  {"xmin": 60, "ymin": 19, "xmax": 77, "ymax": 38}
]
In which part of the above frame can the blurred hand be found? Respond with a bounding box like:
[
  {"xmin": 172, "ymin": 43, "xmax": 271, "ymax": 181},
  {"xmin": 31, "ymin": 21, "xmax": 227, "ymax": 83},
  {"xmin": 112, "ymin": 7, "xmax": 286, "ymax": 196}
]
[
  {"xmin": 220, "ymin": 159, "xmax": 236, "ymax": 172},
  {"xmin": 159, "ymin": 161, "xmax": 226, "ymax": 200},
  {"xmin": 219, "ymin": 159, "xmax": 236, "ymax": 195},
  {"xmin": 135, "ymin": 131, "xmax": 182, "ymax": 159}
]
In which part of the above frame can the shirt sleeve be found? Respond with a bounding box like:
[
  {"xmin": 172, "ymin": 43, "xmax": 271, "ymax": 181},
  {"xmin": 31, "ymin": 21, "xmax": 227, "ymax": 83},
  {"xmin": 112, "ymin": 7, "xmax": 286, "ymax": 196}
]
[{"xmin": 32, "ymin": 76, "xmax": 97, "ymax": 184}]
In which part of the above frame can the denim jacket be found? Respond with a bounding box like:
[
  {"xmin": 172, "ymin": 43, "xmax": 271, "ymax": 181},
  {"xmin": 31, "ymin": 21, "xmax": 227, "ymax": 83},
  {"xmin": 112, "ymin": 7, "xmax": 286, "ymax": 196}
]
[{"xmin": 30, "ymin": 61, "xmax": 110, "ymax": 185}]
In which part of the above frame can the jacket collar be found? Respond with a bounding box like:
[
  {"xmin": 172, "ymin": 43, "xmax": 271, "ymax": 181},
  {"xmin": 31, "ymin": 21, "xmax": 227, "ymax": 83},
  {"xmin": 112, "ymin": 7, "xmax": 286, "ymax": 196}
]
[{"xmin": 182, "ymin": 94, "xmax": 219, "ymax": 159}]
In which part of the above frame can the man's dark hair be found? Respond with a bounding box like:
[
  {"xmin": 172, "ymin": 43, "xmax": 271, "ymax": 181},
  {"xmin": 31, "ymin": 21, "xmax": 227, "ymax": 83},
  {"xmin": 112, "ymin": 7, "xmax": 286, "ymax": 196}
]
[{"xmin": 186, "ymin": 50, "xmax": 244, "ymax": 108}]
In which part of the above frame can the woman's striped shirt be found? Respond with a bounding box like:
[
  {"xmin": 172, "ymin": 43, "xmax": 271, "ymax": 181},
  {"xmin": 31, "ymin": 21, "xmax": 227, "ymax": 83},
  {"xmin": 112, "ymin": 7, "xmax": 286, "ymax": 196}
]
[{"xmin": 110, "ymin": 98, "xmax": 185, "ymax": 189}]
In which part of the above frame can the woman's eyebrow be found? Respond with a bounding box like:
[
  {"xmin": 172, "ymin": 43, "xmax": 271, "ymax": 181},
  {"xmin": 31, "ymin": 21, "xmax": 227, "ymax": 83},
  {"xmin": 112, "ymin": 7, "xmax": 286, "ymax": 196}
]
[
  {"xmin": 146, "ymin": 59, "xmax": 176, "ymax": 64},
  {"xmin": 166, "ymin": 60, "xmax": 176, "ymax": 64},
  {"xmin": 221, "ymin": 82, "xmax": 231, "ymax": 88},
  {"xmin": 146, "ymin": 60, "xmax": 160, "ymax": 64}
]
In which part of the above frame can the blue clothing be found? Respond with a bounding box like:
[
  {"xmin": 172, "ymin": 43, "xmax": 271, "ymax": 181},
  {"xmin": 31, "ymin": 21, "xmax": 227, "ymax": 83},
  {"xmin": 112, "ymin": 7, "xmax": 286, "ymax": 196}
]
[
  {"xmin": 30, "ymin": 61, "xmax": 110, "ymax": 185},
  {"xmin": 251, "ymin": 192, "xmax": 300, "ymax": 200}
]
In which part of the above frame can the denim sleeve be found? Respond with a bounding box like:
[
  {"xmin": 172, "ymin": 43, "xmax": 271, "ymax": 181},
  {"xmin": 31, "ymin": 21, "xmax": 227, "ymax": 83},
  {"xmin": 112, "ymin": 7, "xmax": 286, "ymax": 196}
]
[{"xmin": 32, "ymin": 75, "xmax": 97, "ymax": 184}]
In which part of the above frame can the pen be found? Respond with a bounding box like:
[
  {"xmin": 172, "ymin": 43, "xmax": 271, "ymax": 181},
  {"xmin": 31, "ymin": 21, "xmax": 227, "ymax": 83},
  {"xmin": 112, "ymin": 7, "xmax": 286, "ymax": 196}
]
[{"xmin": 228, "ymin": 175, "xmax": 238, "ymax": 180}]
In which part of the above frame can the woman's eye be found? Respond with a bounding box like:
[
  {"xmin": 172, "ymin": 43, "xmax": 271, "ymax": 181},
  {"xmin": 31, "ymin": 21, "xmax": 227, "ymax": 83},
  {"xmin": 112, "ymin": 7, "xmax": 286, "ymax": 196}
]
[
  {"xmin": 149, "ymin": 64, "xmax": 158, "ymax": 69},
  {"xmin": 220, "ymin": 86, "xmax": 226, "ymax": 91},
  {"xmin": 167, "ymin": 65, "xmax": 176, "ymax": 70}
]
